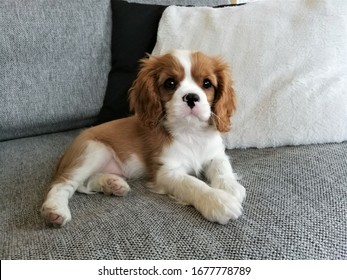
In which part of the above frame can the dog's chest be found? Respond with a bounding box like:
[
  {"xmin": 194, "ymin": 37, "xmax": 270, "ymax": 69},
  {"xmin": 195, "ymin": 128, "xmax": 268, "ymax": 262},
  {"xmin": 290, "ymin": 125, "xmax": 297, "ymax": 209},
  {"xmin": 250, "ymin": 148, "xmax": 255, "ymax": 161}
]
[{"xmin": 160, "ymin": 131, "xmax": 224, "ymax": 174}]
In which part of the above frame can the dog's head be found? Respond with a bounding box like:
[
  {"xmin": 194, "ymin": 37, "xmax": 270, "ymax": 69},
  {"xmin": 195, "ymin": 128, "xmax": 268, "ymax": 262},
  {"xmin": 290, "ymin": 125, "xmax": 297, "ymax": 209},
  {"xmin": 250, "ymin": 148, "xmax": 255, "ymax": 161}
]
[{"xmin": 129, "ymin": 50, "xmax": 236, "ymax": 133}]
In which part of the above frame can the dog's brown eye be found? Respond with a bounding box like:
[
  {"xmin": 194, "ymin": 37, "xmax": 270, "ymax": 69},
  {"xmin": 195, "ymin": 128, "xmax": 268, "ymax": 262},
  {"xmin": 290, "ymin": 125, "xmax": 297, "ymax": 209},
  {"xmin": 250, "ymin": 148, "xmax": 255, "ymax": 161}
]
[
  {"xmin": 164, "ymin": 78, "xmax": 176, "ymax": 90},
  {"xmin": 203, "ymin": 79, "xmax": 212, "ymax": 89}
]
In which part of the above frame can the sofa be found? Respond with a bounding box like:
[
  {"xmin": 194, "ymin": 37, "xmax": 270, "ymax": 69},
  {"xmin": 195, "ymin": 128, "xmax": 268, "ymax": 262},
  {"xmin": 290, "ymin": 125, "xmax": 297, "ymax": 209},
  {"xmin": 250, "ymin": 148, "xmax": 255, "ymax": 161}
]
[{"xmin": 1, "ymin": 0, "xmax": 346, "ymax": 260}]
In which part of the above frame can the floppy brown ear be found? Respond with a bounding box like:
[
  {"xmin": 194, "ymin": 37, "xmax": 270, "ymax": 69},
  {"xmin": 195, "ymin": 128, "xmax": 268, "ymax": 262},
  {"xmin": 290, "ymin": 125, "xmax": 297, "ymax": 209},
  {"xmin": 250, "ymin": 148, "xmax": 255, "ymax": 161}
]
[
  {"xmin": 212, "ymin": 60, "xmax": 236, "ymax": 133},
  {"xmin": 129, "ymin": 56, "xmax": 163, "ymax": 128}
]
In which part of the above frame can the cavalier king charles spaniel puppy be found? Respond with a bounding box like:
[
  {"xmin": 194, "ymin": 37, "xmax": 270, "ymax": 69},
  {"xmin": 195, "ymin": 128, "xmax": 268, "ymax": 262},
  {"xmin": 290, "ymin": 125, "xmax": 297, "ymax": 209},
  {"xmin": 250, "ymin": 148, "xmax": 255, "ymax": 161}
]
[{"xmin": 41, "ymin": 50, "xmax": 246, "ymax": 226}]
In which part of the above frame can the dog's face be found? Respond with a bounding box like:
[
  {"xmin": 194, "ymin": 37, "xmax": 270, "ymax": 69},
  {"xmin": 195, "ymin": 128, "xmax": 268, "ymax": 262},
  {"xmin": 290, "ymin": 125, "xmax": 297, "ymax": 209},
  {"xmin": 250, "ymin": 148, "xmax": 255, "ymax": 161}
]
[{"xmin": 129, "ymin": 50, "xmax": 236, "ymax": 132}]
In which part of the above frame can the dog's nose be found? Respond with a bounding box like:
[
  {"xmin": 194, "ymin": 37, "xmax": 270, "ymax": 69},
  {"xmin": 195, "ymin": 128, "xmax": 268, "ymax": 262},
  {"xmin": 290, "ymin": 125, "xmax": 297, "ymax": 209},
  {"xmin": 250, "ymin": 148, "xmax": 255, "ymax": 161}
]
[{"xmin": 182, "ymin": 93, "xmax": 200, "ymax": 109}]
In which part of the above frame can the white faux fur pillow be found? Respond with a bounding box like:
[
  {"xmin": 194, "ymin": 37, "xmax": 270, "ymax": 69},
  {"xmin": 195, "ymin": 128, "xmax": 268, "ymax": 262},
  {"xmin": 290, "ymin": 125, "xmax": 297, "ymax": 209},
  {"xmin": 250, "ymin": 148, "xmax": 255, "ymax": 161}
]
[{"xmin": 152, "ymin": 0, "xmax": 347, "ymax": 149}]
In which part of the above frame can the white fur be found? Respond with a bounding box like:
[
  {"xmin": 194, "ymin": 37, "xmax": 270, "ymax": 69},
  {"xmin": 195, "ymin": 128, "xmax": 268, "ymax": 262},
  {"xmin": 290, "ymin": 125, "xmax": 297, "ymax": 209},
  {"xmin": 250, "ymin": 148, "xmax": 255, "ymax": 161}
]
[
  {"xmin": 149, "ymin": 51, "xmax": 245, "ymax": 224},
  {"xmin": 153, "ymin": 129, "xmax": 245, "ymax": 224}
]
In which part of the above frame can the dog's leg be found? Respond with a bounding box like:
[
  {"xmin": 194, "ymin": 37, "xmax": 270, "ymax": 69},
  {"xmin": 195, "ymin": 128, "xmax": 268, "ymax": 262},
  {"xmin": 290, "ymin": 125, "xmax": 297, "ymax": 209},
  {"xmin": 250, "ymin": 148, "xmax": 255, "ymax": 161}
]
[
  {"xmin": 155, "ymin": 169, "xmax": 243, "ymax": 224},
  {"xmin": 78, "ymin": 173, "xmax": 130, "ymax": 196},
  {"xmin": 205, "ymin": 154, "xmax": 246, "ymax": 203},
  {"xmin": 41, "ymin": 140, "xmax": 114, "ymax": 226}
]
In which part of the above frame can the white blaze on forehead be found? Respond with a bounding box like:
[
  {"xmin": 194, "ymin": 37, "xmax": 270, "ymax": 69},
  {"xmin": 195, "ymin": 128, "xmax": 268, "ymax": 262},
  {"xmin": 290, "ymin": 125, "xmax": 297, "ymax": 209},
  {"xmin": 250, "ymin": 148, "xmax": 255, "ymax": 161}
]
[
  {"xmin": 172, "ymin": 50, "xmax": 193, "ymax": 81},
  {"xmin": 172, "ymin": 49, "xmax": 204, "ymax": 97}
]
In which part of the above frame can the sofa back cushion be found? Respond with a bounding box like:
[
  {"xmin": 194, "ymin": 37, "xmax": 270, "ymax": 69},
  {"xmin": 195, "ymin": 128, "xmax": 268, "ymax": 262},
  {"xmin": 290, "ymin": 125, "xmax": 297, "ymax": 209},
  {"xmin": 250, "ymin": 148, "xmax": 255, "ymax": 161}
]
[{"xmin": 0, "ymin": 0, "xmax": 111, "ymax": 141}]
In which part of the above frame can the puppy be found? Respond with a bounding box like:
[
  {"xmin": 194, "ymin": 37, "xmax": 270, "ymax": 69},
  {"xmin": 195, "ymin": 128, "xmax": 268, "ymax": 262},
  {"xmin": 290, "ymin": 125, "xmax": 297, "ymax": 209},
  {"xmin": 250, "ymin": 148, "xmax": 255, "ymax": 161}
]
[{"xmin": 41, "ymin": 50, "xmax": 246, "ymax": 226}]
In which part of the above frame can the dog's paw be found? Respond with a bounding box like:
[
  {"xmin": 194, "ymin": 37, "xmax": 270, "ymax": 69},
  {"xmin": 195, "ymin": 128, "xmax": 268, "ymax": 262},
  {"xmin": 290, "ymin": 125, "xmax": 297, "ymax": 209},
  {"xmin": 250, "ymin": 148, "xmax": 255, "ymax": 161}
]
[
  {"xmin": 212, "ymin": 177, "xmax": 246, "ymax": 203},
  {"xmin": 41, "ymin": 199, "xmax": 71, "ymax": 227},
  {"xmin": 101, "ymin": 175, "xmax": 130, "ymax": 197},
  {"xmin": 197, "ymin": 189, "xmax": 243, "ymax": 224}
]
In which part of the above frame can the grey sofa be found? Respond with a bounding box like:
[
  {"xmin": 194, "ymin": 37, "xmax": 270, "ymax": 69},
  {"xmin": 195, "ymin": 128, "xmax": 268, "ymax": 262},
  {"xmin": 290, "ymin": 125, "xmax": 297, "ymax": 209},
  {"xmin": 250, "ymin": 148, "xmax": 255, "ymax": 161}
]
[{"xmin": 1, "ymin": 0, "xmax": 346, "ymax": 260}]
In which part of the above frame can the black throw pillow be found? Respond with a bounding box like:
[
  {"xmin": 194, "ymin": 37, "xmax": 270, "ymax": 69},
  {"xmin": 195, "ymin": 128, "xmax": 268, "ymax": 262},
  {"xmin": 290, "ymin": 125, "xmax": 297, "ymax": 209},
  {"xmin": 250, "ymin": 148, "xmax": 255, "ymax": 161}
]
[{"xmin": 97, "ymin": 0, "xmax": 167, "ymax": 124}]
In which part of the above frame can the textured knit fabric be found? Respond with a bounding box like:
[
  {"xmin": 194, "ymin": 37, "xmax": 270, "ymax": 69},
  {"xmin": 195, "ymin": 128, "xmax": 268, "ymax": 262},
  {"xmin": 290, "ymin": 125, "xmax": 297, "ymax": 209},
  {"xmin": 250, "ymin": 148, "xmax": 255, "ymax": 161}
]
[
  {"xmin": 0, "ymin": 0, "xmax": 112, "ymax": 141},
  {"xmin": 1, "ymin": 130, "xmax": 346, "ymax": 259}
]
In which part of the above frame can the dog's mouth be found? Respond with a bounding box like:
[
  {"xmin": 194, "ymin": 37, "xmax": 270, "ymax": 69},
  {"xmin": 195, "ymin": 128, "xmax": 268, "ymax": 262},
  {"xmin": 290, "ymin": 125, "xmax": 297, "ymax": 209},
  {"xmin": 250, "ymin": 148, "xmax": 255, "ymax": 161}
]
[
  {"xmin": 187, "ymin": 103, "xmax": 211, "ymax": 121},
  {"xmin": 163, "ymin": 97, "xmax": 212, "ymax": 129}
]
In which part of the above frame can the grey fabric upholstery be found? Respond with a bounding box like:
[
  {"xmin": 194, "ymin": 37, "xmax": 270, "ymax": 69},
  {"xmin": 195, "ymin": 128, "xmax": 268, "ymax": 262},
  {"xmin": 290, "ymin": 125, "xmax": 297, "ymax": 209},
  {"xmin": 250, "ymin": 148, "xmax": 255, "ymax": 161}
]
[
  {"xmin": 1, "ymin": 130, "xmax": 346, "ymax": 259},
  {"xmin": 0, "ymin": 0, "xmax": 112, "ymax": 141}
]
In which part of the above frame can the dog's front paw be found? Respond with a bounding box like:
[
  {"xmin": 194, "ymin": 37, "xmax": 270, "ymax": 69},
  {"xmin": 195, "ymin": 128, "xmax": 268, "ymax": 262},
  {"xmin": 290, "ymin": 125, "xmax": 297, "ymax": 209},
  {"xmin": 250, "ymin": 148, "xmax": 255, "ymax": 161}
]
[
  {"xmin": 212, "ymin": 177, "xmax": 246, "ymax": 203},
  {"xmin": 197, "ymin": 189, "xmax": 243, "ymax": 224},
  {"xmin": 41, "ymin": 199, "xmax": 71, "ymax": 227}
]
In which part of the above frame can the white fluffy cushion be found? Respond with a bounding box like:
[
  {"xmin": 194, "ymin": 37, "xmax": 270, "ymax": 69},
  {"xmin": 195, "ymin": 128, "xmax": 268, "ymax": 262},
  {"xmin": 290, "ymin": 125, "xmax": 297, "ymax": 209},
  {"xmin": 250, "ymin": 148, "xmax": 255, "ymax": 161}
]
[{"xmin": 152, "ymin": 0, "xmax": 347, "ymax": 149}]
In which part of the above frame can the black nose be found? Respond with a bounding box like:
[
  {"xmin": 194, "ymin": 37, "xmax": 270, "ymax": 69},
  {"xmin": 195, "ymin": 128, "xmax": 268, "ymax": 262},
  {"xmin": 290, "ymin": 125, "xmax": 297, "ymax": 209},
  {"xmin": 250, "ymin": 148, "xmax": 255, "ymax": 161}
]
[{"xmin": 182, "ymin": 93, "xmax": 200, "ymax": 109}]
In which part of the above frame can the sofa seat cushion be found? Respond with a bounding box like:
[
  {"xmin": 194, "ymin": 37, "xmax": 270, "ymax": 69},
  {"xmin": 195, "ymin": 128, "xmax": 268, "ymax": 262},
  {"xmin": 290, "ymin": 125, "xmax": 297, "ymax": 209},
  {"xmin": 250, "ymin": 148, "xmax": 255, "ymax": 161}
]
[{"xmin": 0, "ymin": 131, "xmax": 346, "ymax": 259}]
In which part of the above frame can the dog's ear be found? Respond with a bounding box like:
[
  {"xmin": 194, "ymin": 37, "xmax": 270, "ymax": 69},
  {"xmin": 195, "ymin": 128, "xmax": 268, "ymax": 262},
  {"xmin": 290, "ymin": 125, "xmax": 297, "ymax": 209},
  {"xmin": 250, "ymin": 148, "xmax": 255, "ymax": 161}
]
[
  {"xmin": 212, "ymin": 58, "xmax": 236, "ymax": 133},
  {"xmin": 129, "ymin": 55, "xmax": 163, "ymax": 128}
]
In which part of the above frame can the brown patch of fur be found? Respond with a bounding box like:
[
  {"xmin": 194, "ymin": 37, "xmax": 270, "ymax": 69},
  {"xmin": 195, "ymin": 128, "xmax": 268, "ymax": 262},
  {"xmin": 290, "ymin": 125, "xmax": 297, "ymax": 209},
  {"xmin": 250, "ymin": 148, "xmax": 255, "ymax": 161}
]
[
  {"xmin": 129, "ymin": 53, "xmax": 184, "ymax": 128},
  {"xmin": 51, "ymin": 134, "xmax": 90, "ymax": 186},
  {"xmin": 87, "ymin": 116, "xmax": 172, "ymax": 180},
  {"xmin": 50, "ymin": 116, "xmax": 172, "ymax": 187}
]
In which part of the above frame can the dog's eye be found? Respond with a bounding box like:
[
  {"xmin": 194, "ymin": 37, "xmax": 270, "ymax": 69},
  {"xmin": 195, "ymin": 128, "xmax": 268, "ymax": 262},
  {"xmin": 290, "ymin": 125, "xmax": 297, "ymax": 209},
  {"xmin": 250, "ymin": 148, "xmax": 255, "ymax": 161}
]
[
  {"xmin": 164, "ymin": 78, "xmax": 176, "ymax": 90},
  {"xmin": 203, "ymin": 79, "xmax": 212, "ymax": 89}
]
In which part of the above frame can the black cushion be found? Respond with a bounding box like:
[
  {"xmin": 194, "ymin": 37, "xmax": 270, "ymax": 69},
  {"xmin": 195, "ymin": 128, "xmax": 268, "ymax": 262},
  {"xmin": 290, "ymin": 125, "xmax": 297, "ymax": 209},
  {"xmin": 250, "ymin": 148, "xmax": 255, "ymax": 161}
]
[{"xmin": 97, "ymin": 0, "xmax": 167, "ymax": 124}]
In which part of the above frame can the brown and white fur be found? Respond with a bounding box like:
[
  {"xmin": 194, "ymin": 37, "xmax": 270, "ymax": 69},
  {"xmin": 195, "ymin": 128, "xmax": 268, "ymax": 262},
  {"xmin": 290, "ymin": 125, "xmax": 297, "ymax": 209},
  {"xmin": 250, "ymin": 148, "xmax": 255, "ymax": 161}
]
[{"xmin": 41, "ymin": 50, "xmax": 246, "ymax": 226}]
